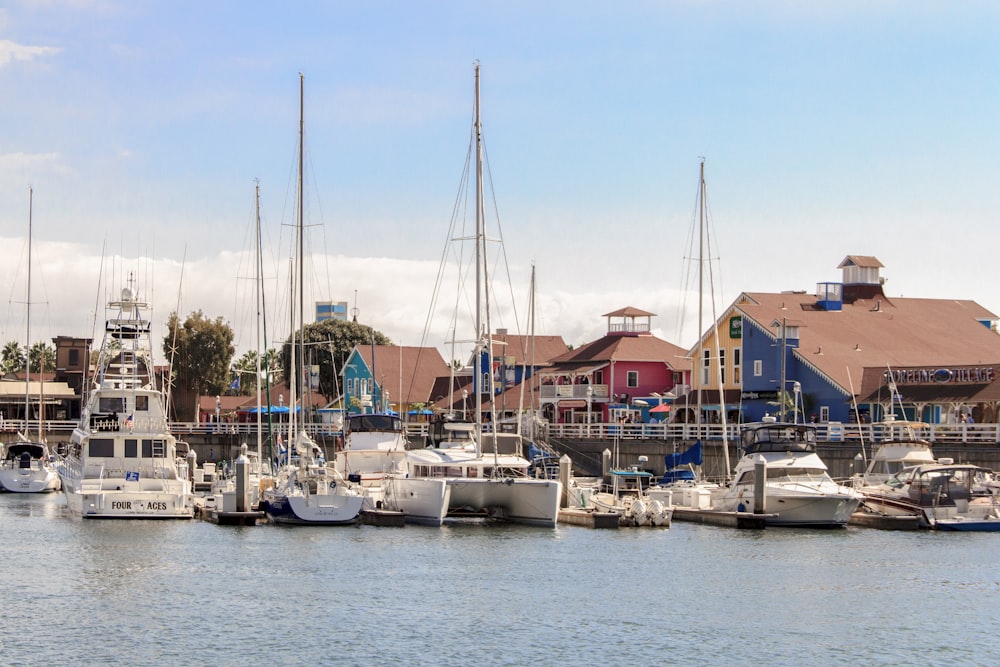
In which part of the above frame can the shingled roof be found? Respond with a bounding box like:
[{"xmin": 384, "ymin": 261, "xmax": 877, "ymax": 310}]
[
  {"xmin": 355, "ymin": 345, "xmax": 450, "ymax": 404},
  {"xmin": 736, "ymin": 291, "xmax": 1000, "ymax": 395}
]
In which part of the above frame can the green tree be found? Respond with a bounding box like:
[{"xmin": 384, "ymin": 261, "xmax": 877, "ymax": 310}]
[
  {"xmin": 163, "ymin": 310, "xmax": 236, "ymax": 419},
  {"xmin": 281, "ymin": 319, "xmax": 391, "ymax": 402},
  {"xmin": 230, "ymin": 348, "xmax": 282, "ymax": 396},
  {"xmin": 29, "ymin": 341, "xmax": 56, "ymax": 373},
  {"xmin": 1, "ymin": 341, "xmax": 25, "ymax": 375}
]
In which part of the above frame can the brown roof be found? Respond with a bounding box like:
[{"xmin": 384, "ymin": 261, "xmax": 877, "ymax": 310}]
[
  {"xmin": 356, "ymin": 345, "xmax": 449, "ymax": 404},
  {"xmin": 602, "ymin": 306, "xmax": 657, "ymax": 318},
  {"xmin": 737, "ymin": 291, "xmax": 1000, "ymax": 395},
  {"xmin": 488, "ymin": 334, "xmax": 568, "ymax": 366},
  {"xmin": 548, "ymin": 333, "xmax": 691, "ymax": 371},
  {"xmin": 838, "ymin": 255, "xmax": 884, "ymax": 269}
]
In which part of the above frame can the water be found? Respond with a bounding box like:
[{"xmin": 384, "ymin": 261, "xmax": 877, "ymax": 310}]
[{"xmin": 2, "ymin": 493, "xmax": 999, "ymax": 666}]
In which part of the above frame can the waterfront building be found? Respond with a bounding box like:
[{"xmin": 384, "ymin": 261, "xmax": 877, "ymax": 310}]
[
  {"xmin": 690, "ymin": 255, "xmax": 1000, "ymax": 425},
  {"xmin": 342, "ymin": 345, "xmax": 449, "ymax": 416},
  {"xmin": 429, "ymin": 332, "xmax": 569, "ymax": 420},
  {"xmin": 536, "ymin": 307, "xmax": 691, "ymax": 425}
]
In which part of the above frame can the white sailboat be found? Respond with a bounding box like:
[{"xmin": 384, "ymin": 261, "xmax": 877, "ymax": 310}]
[
  {"xmin": 0, "ymin": 187, "xmax": 61, "ymax": 494},
  {"xmin": 54, "ymin": 274, "xmax": 194, "ymax": 518},
  {"xmin": 259, "ymin": 73, "xmax": 364, "ymax": 526},
  {"xmin": 394, "ymin": 63, "xmax": 561, "ymax": 527}
]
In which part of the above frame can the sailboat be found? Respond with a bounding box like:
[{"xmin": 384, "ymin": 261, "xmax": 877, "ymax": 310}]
[
  {"xmin": 0, "ymin": 187, "xmax": 61, "ymax": 494},
  {"xmin": 259, "ymin": 73, "xmax": 364, "ymax": 526},
  {"xmin": 394, "ymin": 63, "xmax": 562, "ymax": 527},
  {"xmin": 656, "ymin": 162, "xmax": 725, "ymax": 509}
]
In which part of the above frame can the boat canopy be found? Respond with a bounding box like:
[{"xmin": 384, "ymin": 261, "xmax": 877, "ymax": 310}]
[
  {"xmin": 347, "ymin": 414, "xmax": 402, "ymax": 433},
  {"xmin": 740, "ymin": 422, "xmax": 817, "ymax": 454},
  {"xmin": 4, "ymin": 443, "xmax": 46, "ymax": 460},
  {"xmin": 664, "ymin": 440, "xmax": 703, "ymax": 471}
]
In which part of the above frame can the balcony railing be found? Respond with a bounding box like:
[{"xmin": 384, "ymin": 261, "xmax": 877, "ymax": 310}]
[{"xmin": 539, "ymin": 384, "xmax": 610, "ymax": 400}]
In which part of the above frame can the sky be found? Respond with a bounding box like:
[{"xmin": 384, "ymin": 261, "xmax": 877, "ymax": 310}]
[{"xmin": 2, "ymin": 1, "xmax": 999, "ymax": 366}]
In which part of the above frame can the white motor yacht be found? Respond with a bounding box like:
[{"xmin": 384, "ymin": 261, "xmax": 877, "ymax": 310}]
[
  {"xmin": 711, "ymin": 418, "xmax": 861, "ymax": 527},
  {"xmin": 0, "ymin": 441, "xmax": 61, "ymax": 493},
  {"xmin": 54, "ymin": 283, "xmax": 194, "ymax": 518}
]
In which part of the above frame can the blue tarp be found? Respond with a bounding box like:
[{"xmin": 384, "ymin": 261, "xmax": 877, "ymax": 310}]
[{"xmin": 664, "ymin": 440, "xmax": 703, "ymax": 471}]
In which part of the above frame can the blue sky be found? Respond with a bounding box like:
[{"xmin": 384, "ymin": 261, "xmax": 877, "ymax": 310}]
[{"xmin": 2, "ymin": 1, "xmax": 999, "ymax": 363}]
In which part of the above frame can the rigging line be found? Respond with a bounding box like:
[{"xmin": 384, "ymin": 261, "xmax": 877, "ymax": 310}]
[{"xmin": 480, "ymin": 140, "xmax": 523, "ymax": 340}]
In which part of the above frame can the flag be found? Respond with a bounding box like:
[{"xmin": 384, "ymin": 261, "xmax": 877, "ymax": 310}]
[
  {"xmin": 125, "ymin": 471, "xmax": 140, "ymax": 482},
  {"xmin": 229, "ymin": 376, "xmax": 241, "ymax": 390},
  {"xmin": 126, "ymin": 414, "xmax": 134, "ymax": 431}
]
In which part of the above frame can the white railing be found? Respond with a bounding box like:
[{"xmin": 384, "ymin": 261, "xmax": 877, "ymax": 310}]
[{"xmin": 10, "ymin": 419, "xmax": 1000, "ymax": 444}]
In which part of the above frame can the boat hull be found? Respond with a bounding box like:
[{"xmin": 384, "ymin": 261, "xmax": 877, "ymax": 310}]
[
  {"xmin": 381, "ymin": 477, "xmax": 451, "ymax": 526},
  {"xmin": 445, "ymin": 478, "xmax": 562, "ymax": 527},
  {"xmin": 63, "ymin": 487, "xmax": 193, "ymax": 519},
  {"xmin": 0, "ymin": 469, "xmax": 61, "ymax": 493},
  {"xmin": 262, "ymin": 492, "xmax": 363, "ymax": 526}
]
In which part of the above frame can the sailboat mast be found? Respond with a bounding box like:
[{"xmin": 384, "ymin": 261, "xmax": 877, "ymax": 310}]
[
  {"xmin": 25, "ymin": 186, "xmax": 34, "ymax": 436},
  {"xmin": 473, "ymin": 62, "xmax": 486, "ymax": 442},
  {"xmin": 696, "ymin": 161, "xmax": 705, "ymax": 429},
  {"xmin": 297, "ymin": 73, "xmax": 307, "ymax": 429},
  {"xmin": 254, "ymin": 181, "xmax": 263, "ymax": 462}
]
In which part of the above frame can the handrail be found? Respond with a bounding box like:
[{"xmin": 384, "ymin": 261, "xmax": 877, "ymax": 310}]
[{"xmin": 10, "ymin": 418, "xmax": 1000, "ymax": 444}]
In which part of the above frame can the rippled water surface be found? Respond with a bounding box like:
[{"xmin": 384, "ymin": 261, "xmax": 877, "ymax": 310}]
[{"xmin": 2, "ymin": 493, "xmax": 999, "ymax": 666}]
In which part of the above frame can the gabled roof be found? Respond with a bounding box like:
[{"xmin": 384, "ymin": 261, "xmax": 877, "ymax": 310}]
[
  {"xmin": 546, "ymin": 333, "xmax": 691, "ymax": 372},
  {"xmin": 354, "ymin": 345, "xmax": 450, "ymax": 404},
  {"xmin": 838, "ymin": 255, "xmax": 884, "ymax": 269},
  {"xmin": 488, "ymin": 334, "xmax": 568, "ymax": 366},
  {"xmin": 737, "ymin": 291, "xmax": 1000, "ymax": 395}
]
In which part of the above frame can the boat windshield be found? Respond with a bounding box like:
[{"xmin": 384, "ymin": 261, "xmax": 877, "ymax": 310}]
[{"xmin": 348, "ymin": 414, "xmax": 402, "ymax": 433}]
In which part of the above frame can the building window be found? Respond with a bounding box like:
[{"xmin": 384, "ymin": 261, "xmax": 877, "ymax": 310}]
[
  {"xmin": 626, "ymin": 371, "xmax": 638, "ymax": 388},
  {"xmin": 69, "ymin": 348, "xmax": 79, "ymax": 365},
  {"xmin": 819, "ymin": 406, "xmax": 829, "ymax": 423},
  {"xmin": 595, "ymin": 370, "xmax": 604, "ymax": 385},
  {"xmin": 733, "ymin": 348, "xmax": 741, "ymax": 384},
  {"xmin": 701, "ymin": 350, "xmax": 711, "ymax": 386},
  {"xmin": 719, "ymin": 349, "xmax": 726, "ymax": 385},
  {"xmin": 753, "ymin": 359, "xmax": 762, "ymax": 377}
]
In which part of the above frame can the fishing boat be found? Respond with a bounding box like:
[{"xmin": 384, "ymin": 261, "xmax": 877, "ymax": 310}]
[
  {"xmin": 0, "ymin": 187, "xmax": 60, "ymax": 494},
  {"xmin": 589, "ymin": 462, "xmax": 672, "ymax": 527},
  {"xmin": 53, "ymin": 279, "xmax": 194, "ymax": 518},
  {"xmin": 258, "ymin": 73, "xmax": 363, "ymax": 526},
  {"xmin": 393, "ymin": 63, "xmax": 561, "ymax": 526},
  {"xmin": 710, "ymin": 418, "xmax": 861, "ymax": 527}
]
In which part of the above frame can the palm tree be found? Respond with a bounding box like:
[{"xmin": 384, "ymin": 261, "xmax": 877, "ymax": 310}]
[
  {"xmin": 29, "ymin": 342, "xmax": 56, "ymax": 373},
  {"xmin": 1, "ymin": 341, "xmax": 25, "ymax": 376}
]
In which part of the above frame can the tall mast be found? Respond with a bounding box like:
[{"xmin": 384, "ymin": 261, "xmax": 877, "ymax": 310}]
[
  {"xmin": 696, "ymin": 161, "xmax": 705, "ymax": 429},
  {"xmin": 254, "ymin": 181, "xmax": 263, "ymax": 462},
  {"xmin": 297, "ymin": 72, "xmax": 305, "ymax": 432},
  {"xmin": 25, "ymin": 186, "xmax": 34, "ymax": 436},
  {"xmin": 473, "ymin": 62, "xmax": 485, "ymax": 450}
]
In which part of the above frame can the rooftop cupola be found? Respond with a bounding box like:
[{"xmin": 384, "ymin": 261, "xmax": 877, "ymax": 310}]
[
  {"xmin": 602, "ymin": 306, "xmax": 654, "ymax": 336},
  {"xmin": 837, "ymin": 255, "xmax": 887, "ymax": 304}
]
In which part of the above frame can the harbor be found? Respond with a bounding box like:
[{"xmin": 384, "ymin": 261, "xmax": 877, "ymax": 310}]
[{"xmin": 2, "ymin": 490, "xmax": 998, "ymax": 667}]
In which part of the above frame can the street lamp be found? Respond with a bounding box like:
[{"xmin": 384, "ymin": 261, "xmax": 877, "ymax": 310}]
[
  {"xmin": 586, "ymin": 385, "xmax": 593, "ymax": 437},
  {"xmin": 462, "ymin": 389, "xmax": 468, "ymax": 420}
]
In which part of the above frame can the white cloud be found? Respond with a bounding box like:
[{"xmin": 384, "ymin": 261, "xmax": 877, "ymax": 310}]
[{"xmin": 0, "ymin": 39, "xmax": 60, "ymax": 67}]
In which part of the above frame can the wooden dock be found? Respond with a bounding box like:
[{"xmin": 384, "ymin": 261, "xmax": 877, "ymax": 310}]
[
  {"xmin": 672, "ymin": 507, "xmax": 771, "ymax": 529},
  {"xmin": 849, "ymin": 511, "xmax": 922, "ymax": 530},
  {"xmin": 194, "ymin": 504, "xmax": 264, "ymax": 526},
  {"xmin": 558, "ymin": 508, "xmax": 621, "ymax": 529},
  {"xmin": 360, "ymin": 509, "xmax": 407, "ymax": 527}
]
